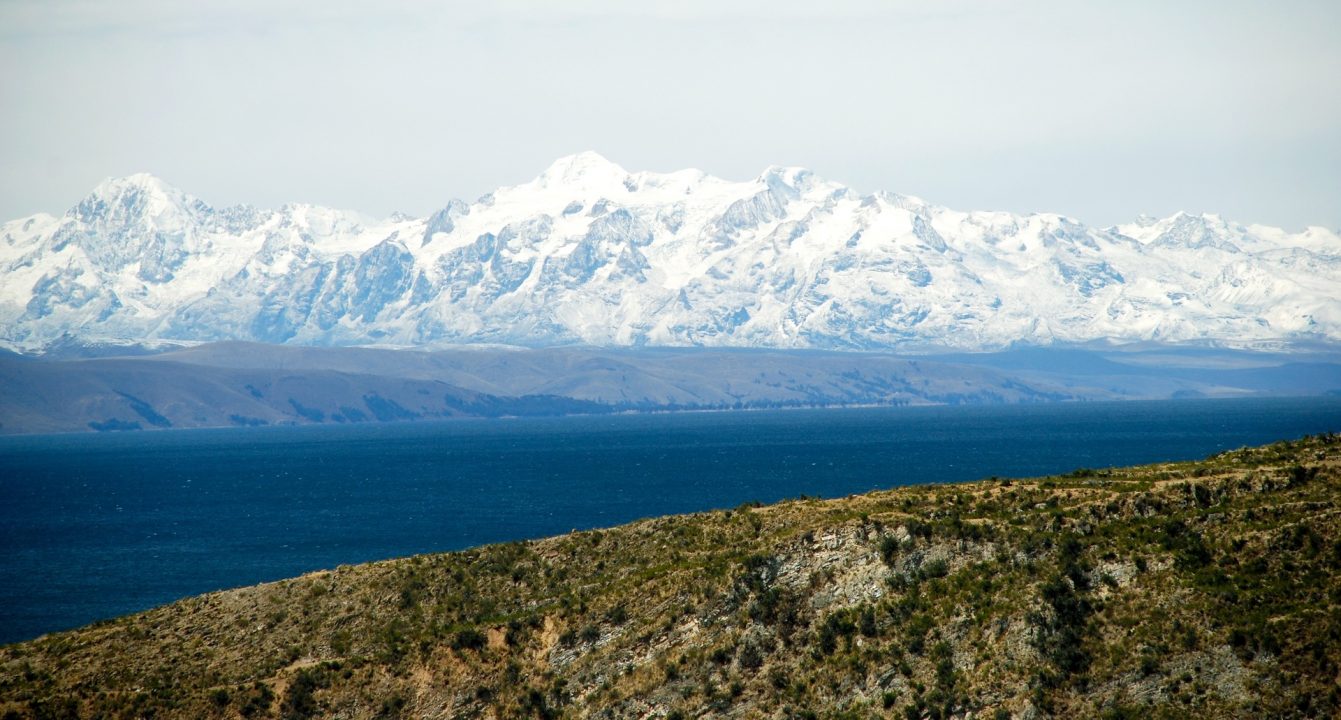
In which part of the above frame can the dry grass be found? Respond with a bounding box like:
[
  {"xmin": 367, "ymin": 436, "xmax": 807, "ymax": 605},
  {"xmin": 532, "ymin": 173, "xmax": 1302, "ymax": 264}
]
[{"xmin": 1, "ymin": 435, "xmax": 1338, "ymax": 719}]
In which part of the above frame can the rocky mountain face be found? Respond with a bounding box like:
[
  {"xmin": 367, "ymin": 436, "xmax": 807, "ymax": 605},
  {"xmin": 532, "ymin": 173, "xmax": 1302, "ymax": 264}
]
[
  {"xmin": 1, "ymin": 436, "xmax": 1337, "ymax": 718},
  {"xmin": 2, "ymin": 154, "xmax": 1338, "ymax": 353}
]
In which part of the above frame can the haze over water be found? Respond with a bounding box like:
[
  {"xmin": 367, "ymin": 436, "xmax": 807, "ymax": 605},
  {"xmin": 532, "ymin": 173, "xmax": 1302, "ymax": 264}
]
[{"xmin": 2, "ymin": 397, "xmax": 1339, "ymax": 645}]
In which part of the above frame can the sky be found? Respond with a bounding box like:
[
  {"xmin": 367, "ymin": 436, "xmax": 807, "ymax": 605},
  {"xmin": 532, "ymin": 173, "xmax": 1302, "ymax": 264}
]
[{"xmin": 2, "ymin": 0, "xmax": 1339, "ymax": 230}]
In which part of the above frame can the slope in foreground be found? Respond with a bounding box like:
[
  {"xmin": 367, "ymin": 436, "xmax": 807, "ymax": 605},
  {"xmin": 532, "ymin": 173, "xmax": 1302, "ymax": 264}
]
[{"xmin": 1, "ymin": 436, "xmax": 1339, "ymax": 718}]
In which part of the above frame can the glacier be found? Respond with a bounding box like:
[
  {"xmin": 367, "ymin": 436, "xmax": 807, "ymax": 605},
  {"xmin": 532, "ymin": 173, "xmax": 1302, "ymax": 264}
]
[{"xmin": 2, "ymin": 152, "xmax": 1338, "ymax": 353}]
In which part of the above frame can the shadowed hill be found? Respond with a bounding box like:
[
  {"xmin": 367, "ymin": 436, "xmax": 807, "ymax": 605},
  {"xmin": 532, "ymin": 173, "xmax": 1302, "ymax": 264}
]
[{"xmin": 4, "ymin": 343, "xmax": 1338, "ymax": 435}]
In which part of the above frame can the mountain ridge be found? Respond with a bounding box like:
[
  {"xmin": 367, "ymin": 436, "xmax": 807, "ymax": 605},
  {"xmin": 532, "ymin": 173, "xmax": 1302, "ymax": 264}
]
[{"xmin": 3, "ymin": 153, "xmax": 1339, "ymax": 353}]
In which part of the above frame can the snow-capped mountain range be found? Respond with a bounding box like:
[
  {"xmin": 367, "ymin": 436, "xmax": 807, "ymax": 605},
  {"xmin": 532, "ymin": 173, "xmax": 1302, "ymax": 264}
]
[{"xmin": 2, "ymin": 152, "xmax": 1338, "ymax": 353}]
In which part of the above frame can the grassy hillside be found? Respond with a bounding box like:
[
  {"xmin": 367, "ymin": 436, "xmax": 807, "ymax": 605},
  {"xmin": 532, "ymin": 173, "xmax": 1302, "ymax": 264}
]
[{"xmin": 1, "ymin": 435, "xmax": 1338, "ymax": 719}]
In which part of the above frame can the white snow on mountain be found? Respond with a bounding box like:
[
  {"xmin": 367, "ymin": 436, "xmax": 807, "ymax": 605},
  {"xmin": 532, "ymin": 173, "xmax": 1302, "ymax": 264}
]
[{"xmin": 2, "ymin": 152, "xmax": 1338, "ymax": 353}]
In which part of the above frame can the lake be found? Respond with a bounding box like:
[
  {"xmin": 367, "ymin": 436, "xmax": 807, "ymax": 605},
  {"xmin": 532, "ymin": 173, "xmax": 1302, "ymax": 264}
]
[{"xmin": 1, "ymin": 396, "xmax": 1339, "ymax": 645}]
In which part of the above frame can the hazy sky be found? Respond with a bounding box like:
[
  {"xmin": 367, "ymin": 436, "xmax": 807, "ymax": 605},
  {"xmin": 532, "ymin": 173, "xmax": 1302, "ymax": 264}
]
[{"xmin": 2, "ymin": 0, "xmax": 1338, "ymax": 229}]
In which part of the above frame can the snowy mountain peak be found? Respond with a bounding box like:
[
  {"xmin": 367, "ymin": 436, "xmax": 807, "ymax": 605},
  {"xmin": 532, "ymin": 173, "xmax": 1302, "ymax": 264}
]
[
  {"xmin": 2, "ymin": 155, "xmax": 1339, "ymax": 353},
  {"xmin": 70, "ymin": 173, "xmax": 207, "ymax": 228},
  {"xmin": 756, "ymin": 165, "xmax": 818, "ymax": 194},
  {"xmin": 89, "ymin": 171, "xmax": 176, "ymax": 195},
  {"xmin": 534, "ymin": 151, "xmax": 628, "ymax": 189},
  {"xmin": 871, "ymin": 191, "xmax": 931, "ymax": 212},
  {"xmin": 82, "ymin": 173, "xmax": 190, "ymax": 207},
  {"xmin": 1114, "ymin": 211, "xmax": 1248, "ymax": 252}
]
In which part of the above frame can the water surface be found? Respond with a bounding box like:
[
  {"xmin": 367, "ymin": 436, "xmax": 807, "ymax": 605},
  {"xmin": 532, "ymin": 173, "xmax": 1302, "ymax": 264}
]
[{"xmin": 2, "ymin": 397, "xmax": 1338, "ymax": 644}]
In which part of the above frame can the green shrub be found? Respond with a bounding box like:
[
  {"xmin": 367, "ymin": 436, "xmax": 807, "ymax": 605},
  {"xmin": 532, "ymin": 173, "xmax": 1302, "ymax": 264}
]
[
  {"xmin": 881, "ymin": 536, "xmax": 901, "ymax": 565},
  {"xmin": 281, "ymin": 668, "xmax": 325, "ymax": 718},
  {"xmin": 452, "ymin": 629, "xmax": 487, "ymax": 651},
  {"xmin": 739, "ymin": 639, "xmax": 765, "ymax": 669},
  {"xmin": 209, "ymin": 688, "xmax": 230, "ymax": 707},
  {"xmin": 579, "ymin": 625, "xmax": 601, "ymax": 644}
]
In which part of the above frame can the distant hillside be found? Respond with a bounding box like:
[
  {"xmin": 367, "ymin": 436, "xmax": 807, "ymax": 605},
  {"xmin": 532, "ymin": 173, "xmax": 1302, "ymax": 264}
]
[
  {"xmin": 2, "ymin": 343, "xmax": 1338, "ymax": 435},
  {"xmin": 1, "ymin": 435, "xmax": 1338, "ymax": 718}
]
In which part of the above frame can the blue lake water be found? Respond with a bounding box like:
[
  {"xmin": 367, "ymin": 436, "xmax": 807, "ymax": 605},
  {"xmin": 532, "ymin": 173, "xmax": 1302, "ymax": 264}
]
[{"xmin": 2, "ymin": 397, "xmax": 1339, "ymax": 645}]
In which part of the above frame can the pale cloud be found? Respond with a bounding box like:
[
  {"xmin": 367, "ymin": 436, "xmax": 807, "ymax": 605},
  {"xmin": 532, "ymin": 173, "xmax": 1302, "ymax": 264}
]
[{"xmin": 1, "ymin": 0, "xmax": 1338, "ymax": 230}]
